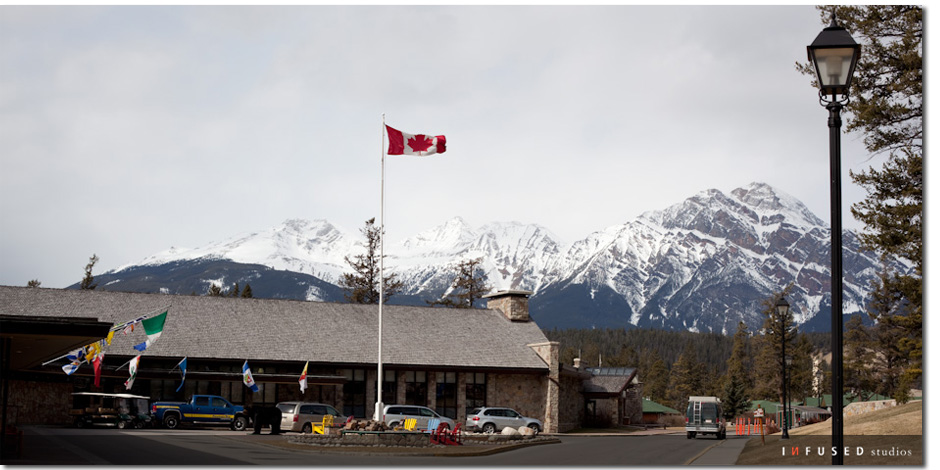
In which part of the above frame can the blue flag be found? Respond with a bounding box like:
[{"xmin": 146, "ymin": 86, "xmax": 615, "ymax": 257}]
[
  {"xmin": 175, "ymin": 357, "xmax": 187, "ymax": 393},
  {"xmin": 242, "ymin": 361, "xmax": 259, "ymax": 393}
]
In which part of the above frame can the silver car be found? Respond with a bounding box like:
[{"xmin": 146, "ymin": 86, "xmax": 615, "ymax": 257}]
[
  {"xmin": 276, "ymin": 401, "xmax": 346, "ymax": 433},
  {"xmin": 381, "ymin": 405, "xmax": 455, "ymax": 430},
  {"xmin": 466, "ymin": 407, "xmax": 542, "ymax": 434}
]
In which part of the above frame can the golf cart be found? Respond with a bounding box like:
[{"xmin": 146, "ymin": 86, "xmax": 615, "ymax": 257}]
[{"xmin": 70, "ymin": 392, "xmax": 152, "ymax": 429}]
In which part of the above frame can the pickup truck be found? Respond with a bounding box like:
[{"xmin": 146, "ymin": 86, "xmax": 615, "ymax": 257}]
[{"xmin": 151, "ymin": 395, "xmax": 249, "ymax": 431}]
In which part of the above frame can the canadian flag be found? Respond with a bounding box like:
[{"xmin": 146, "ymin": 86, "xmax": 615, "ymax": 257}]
[{"xmin": 386, "ymin": 125, "xmax": 446, "ymax": 156}]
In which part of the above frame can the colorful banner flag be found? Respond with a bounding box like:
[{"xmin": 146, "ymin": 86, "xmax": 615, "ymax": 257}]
[
  {"xmin": 105, "ymin": 331, "xmax": 115, "ymax": 346},
  {"xmin": 175, "ymin": 357, "xmax": 188, "ymax": 393},
  {"xmin": 84, "ymin": 340, "xmax": 103, "ymax": 363},
  {"xmin": 125, "ymin": 355, "xmax": 140, "ymax": 390},
  {"xmin": 386, "ymin": 125, "xmax": 446, "ymax": 156},
  {"xmin": 242, "ymin": 361, "xmax": 259, "ymax": 393},
  {"xmin": 93, "ymin": 351, "xmax": 105, "ymax": 387},
  {"xmin": 66, "ymin": 347, "xmax": 87, "ymax": 364},
  {"xmin": 299, "ymin": 361, "xmax": 308, "ymax": 393},
  {"xmin": 122, "ymin": 320, "xmax": 138, "ymax": 335},
  {"xmin": 62, "ymin": 361, "xmax": 80, "ymax": 375},
  {"xmin": 61, "ymin": 346, "xmax": 87, "ymax": 375},
  {"xmin": 133, "ymin": 310, "xmax": 168, "ymax": 352}
]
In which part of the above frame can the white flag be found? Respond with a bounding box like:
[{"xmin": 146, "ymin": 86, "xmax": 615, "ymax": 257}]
[{"xmin": 125, "ymin": 355, "xmax": 141, "ymax": 390}]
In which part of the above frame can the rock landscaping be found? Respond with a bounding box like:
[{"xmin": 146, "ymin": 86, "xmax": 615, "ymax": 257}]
[{"xmin": 287, "ymin": 424, "xmax": 553, "ymax": 449}]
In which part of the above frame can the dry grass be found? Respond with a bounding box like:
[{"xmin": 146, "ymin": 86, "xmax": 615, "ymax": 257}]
[
  {"xmin": 789, "ymin": 400, "xmax": 922, "ymax": 436},
  {"xmin": 736, "ymin": 401, "xmax": 923, "ymax": 465}
]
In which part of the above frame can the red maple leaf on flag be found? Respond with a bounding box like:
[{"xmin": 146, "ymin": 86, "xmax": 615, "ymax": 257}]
[{"xmin": 407, "ymin": 134, "xmax": 434, "ymax": 153}]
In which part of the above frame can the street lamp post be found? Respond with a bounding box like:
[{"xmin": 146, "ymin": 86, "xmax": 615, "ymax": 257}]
[
  {"xmin": 807, "ymin": 11, "xmax": 861, "ymax": 466},
  {"xmin": 785, "ymin": 355, "xmax": 793, "ymax": 436},
  {"xmin": 776, "ymin": 296, "xmax": 791, "ymax": 439}
]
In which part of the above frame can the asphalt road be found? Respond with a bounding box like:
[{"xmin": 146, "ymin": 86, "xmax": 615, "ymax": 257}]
[{"xmin": 4, "ymin": 426, "xmax": 735, "ymax": 466}]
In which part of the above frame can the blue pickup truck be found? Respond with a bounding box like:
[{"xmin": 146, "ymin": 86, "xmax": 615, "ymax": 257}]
[{"xmin": 151, "ymin": 395, "xmax": 249, "ymax": 431}]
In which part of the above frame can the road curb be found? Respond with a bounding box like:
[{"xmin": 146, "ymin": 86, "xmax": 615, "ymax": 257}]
[
  {"xmin": 236, "ymin": 434, "xmax": 562, "ymax": 457},
  {"xmin": 684, "ymin": 440, "xmax": 724, "ymax": 465}
]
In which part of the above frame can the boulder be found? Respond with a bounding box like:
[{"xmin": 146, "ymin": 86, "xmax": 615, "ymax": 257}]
[
  {"xmin": 501, "ymin": 426, "xmax": 520, "ymax": 436},
  {"xmin": 518, "ymin": 426, "xmax": 536, "ymax": 436}
]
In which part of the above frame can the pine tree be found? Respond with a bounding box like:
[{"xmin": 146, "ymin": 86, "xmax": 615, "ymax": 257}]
[
  {"xmin": 666, "ymin": 342, "xmax": 705, "ymax": 412},
  {"xmin": 428, "ymin": 257, "xmax": 491, "ymax": 308},
  {"xmin": 80, "ymin": 254, "xmax": 99, "ymax": 290},
  {"xmin": 206, "ymin": 283, "xmax": 223, "ymax": 297},
  {"xmin": 844, "ymin": 315, "xmax": 878, "ymax": 402},
  {"xmin": 866, "ymin": 264, "xmax": 911, "ymax": 402},
  {"xmin": 581, "ymin": 342, "xmax": 601, "ymax": 368},
  {"xmin": 230, "ymin": 282, "xmax": 241, "ymax": 298},
  {"xmin": 721, "ymin": 322, "xmax": 752, "ymax": 418},
  {"xmin": 722, "ymin": 374, "xmax": 749, "ymax": 421},
  {"xmin": 799, "ymin": 6, "xmax": 923, "ymax": 388},
  {"xmin": 241, "ymin": 283, "xmax": 253, "ymax": 298},
  {"xmin": 643, "ymin": 355, "xmax": 670, "ymax": 404},
  {"xmin": 609, "ymin": 344, "xmax": 638, "ymax": 368},
  {"xmin": 750, "ymin": 333, "xmax": 778, "ymax": 401},
  {"xmin": 340, "ymin": 218, "xmax": 403, "ymax": 304},
  {"xmin": 811, "ymin": 6, "xmax": 922, "ymax": 156},
  {"xmin": 559, "ymin": 346, "xmax": 578, "ymax": 370},
  {"xmin": 725, "ymin": 322, "xmax": 753, "ymax": 393},
  {"xmin": 751, "ymin": 288, "xmax": 799, "ymax": 403},
  {"xmin": 26, "ymin": 279, "xmax": 41, "ymax": 288},
  {"xmin": 793, "ymin": 334, "xmax": 818, "ymax": 402}
]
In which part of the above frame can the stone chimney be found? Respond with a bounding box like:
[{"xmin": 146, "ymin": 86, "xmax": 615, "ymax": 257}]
[{"xmin": 483, "ymin": 290, "xmax": 533, "ymax": 322}]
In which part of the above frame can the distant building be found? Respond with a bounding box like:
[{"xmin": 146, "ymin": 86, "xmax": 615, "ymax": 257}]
[
  {"xmin": 641, "ymin": 398, "xmax": 681, "ymax": 425},
  {"xmin": 580, "ymin": 367, "xmax": 643, "ymax": 426},
  {"xmin": 0, "ymin": 286, "xmax": 632, "ymax": 433}
]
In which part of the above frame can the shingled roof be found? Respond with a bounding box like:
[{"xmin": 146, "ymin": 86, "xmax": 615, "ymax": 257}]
[
  {"xmin": 0, "ymin": 286, "xmax": 551, "ymax": 371},
  {"xmin": 582, "ymin": 367, "xmax": 638, "ymax": 396}
]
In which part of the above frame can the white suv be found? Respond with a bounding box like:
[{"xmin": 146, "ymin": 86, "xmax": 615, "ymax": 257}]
[
  {"xmin": 381, "ymin": 405, "xmax": 454, "ymax": 430},
  {"xmin": 466, "ymin": 407, "xmax": 542, "ymax": 434}
]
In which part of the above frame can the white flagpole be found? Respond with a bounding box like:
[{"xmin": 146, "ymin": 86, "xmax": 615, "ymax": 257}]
[{"xmin": 375, "ymin": 113, "xmax": 386, "ymax": 421}]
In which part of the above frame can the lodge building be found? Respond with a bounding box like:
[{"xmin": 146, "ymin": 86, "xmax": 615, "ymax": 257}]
[{"xmin": 0, "ymin": 285, "xmax": 641, "ymax": 432}]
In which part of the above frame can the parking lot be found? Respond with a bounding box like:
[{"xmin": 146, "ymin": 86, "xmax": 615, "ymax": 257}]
[{"xmin": 2, "ymin": 425, "xmax": 747, "ymax": 466}]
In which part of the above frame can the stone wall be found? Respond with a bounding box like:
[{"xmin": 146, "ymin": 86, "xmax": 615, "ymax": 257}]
[
  {"xmin": 557, "ymin": 373, "xmax": 585, "ymax": 432},
  {"xmin": 7, "ymin": 380, "xmax": 73, "ymax": 425},
  {"xmin": 490, "ymin": 373, "xmax": 546, "ymax": 424},
  {"xmin": 527, "ymin": 341, "xmax": 559, "ymax": 433},
  {"xmin": 291, "ymin": 432, "xmax": 433, "ymax": 448},
  {"xmin": 844, "ymin": 399, "xmax": 897, "ymax": 418},
  {"xmin": 484, "ymin": 291, "xmax": 532, "ymax": 322},
  {"xmin": 593, "ymin": 398, "xmax": 619, "ymax": 427},
  {"xmin": 623, "ymin": 385, "xmax": 643, "ymax": 424}
]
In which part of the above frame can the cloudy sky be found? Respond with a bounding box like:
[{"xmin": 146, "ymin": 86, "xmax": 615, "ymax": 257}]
[{"xmin": 0, "ymin": 5, "xmax": 913, "ymax": 288}]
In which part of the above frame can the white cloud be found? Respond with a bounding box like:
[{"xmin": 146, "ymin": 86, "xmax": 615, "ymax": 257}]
[{"xmin": 0, "ymin": 5, "xmax": 896, "ymax": 288}]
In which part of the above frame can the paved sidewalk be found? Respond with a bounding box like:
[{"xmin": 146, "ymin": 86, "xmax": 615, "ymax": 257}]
[{"xmin": 686, "ymin": 436, "xmax": 750, "ymax": 465}]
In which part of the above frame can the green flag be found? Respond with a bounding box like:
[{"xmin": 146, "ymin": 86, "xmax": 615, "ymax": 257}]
[{"xmin": 133, "ymin": 310, "xmax": 168, "ymax": 352}]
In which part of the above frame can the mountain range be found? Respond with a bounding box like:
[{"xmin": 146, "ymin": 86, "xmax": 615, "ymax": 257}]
[{"xmin": 83, "ymin": 183, "xmax": 908, "ymax": 334}]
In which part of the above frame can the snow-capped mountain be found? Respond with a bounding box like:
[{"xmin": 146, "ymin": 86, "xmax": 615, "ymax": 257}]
[
  {"xmin": 118, "ymin": 219, "xmax": 356, "ymax": 282},
  {"xmin": 530, "ymin": 183, "xmax": 894, "ymax": 333},
  {"xmin": 393, "ymin": 218, "xmax": 565, "ymax": 296},
  {"xmin": 93, "ymin": 183, "xmax": 906, "ymax": 334}
]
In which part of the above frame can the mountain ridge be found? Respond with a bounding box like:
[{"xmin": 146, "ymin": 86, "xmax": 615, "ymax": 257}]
[{"xmin": 95, "ymin": 182, "xmax": 907, "ymax": 333}]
